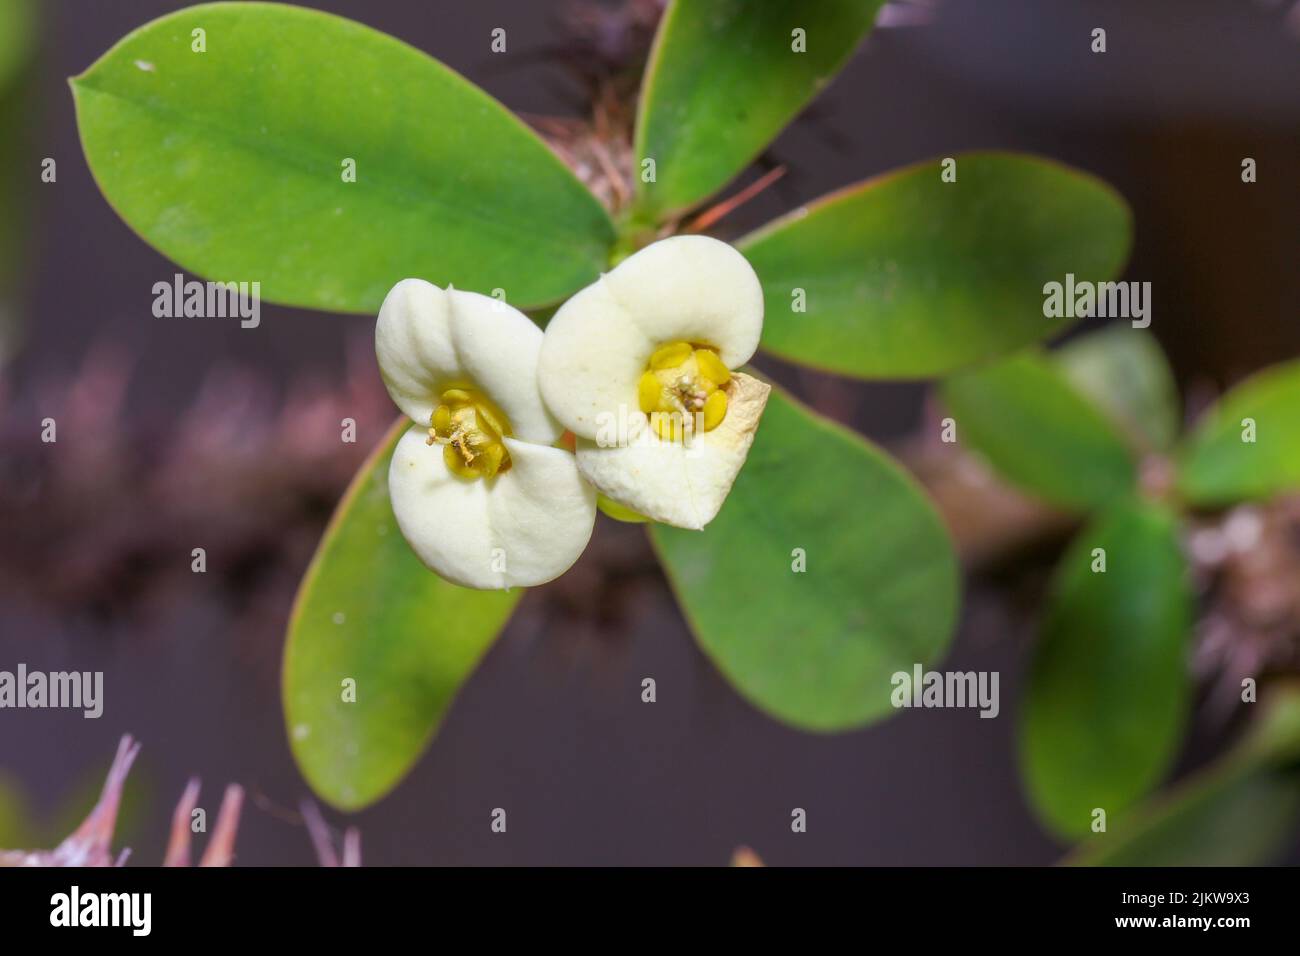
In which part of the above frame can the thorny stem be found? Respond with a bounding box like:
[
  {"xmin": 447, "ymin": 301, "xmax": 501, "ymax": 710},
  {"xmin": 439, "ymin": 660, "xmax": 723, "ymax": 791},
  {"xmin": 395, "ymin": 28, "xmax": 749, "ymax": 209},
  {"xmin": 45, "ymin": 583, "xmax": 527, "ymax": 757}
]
[{"xmin": 0, "ymin": 735, "xmax": 357, "ymax": 867}]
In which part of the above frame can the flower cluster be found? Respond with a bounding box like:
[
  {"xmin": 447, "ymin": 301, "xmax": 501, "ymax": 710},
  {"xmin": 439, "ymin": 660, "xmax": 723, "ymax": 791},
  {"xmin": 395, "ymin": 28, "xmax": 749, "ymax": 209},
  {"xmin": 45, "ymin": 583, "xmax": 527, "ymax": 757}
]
[{"xmin": 376, "ymin": 235, "xmax": 770, "ymax": 589}]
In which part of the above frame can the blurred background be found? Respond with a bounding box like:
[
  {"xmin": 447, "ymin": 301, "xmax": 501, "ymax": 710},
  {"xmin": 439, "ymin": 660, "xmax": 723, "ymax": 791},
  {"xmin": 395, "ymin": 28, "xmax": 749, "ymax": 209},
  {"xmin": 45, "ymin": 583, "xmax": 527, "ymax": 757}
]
[{"xmin": 0, "ymin": 0, "xmax": 1297, "ymax": 865}]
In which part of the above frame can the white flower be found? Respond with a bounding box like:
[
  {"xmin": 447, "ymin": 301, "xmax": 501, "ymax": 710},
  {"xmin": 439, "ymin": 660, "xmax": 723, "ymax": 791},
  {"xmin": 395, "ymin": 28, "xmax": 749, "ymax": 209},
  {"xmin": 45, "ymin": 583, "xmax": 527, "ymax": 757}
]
[
  {"xmin": 537, "ymin": 235, "xmax": 770, "ymax": 530},
  {"xmin": 376, "ymin": 279, "xmax": 596, "ymax": 589}
]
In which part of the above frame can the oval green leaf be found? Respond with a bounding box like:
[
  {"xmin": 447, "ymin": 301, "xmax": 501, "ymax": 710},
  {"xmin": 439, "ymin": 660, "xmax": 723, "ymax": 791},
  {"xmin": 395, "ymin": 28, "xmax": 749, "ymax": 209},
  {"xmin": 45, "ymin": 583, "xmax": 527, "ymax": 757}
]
[
  {"xmin": 941, "ymin": 351, "xmax": 1138, "ymax": 512},
  {"xmin": 1055, "ymin": 326, "xmax": 1180, "ymax": 454},
  {"xmin": 634, "ymin": 0, "xmax": 884, "ymax": 219},
  {"xmin": 650, "ymin": 387, "xmax": 959, "ymax": 731},
  {"xmin": 1068, "ymin": 686, "xmax": 1300, "ymax": 866},
  {"xmin": 71, "ymin": 2, "xmax": 615, "ymax": 313},
  {"xmin": 1177, "ymin": 358, "xmax": 1300, "ymax": 507},
  {"xmin": 738, "ymin": 153, "xmax": 1133, "ymax": 379},
  {"xmin": 1020, "ymin": 499, "xmax": 1193, "ymax": 840},
  {"xmin": 283, "ymin": 420, "xmax": 521, "ymax": 810}
]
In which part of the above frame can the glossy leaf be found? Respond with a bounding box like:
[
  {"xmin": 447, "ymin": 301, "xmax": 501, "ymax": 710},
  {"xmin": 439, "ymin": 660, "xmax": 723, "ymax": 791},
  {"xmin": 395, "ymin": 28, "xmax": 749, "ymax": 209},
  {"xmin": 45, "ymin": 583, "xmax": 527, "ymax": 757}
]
[
  {"xmin": 941, "ymin": 352, "xmax": 1138, "ymax": 511},
  {"xmin": 651, "ymin": 388, "xmax": 959, "ymax": 731},
  {"xmin": 1177, "ymin": 359, "xmax": 1300, "ymax": 507},
  {"xmin": 739, "ymin": 153, "xmax": 1132, "ymax": 378},
  {"xmin": 1055, "ymin": 326, "xmax": 1180, "ymax": 454},
  {"xmin": 72, "ymin": 2, "xmax": 615, "ymax": 313},
  {"xmin": 1020, "ymin": 500, "xmax": 1193, "ymax": 840},
  {"xmin": 283, "ymin": 421, "xmax": 521, "ymax": 810},
  {"xmin": 634, "ymin": 0, "xmax": 883, "ymax": 219},
  {"xmin": 1069, "ymin": 686, "xmax": 1300, "ymax": 866}
]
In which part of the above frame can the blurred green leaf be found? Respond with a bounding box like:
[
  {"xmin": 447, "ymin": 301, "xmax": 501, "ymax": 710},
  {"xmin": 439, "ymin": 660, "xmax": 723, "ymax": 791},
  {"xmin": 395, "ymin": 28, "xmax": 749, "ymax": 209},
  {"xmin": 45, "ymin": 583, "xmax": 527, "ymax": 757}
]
[
  {"xmin": 0, "ymin": 0, "xmax": 35, "ymax": 92},
  {"xmin": 1055, "ymin": 326, "xmax": 1180, "ymax": 454},
  {"xmin": 283, "ymin": 420, "xmax": 521, "ymax": 810},
  {"xmin": 651, "ymin": 388, "xmax": 959, "ymax": 731},
  {"xmin": 1021, "ymin": 499, "xmax": 1192, "ymax": 840},
  {"xmin": 71, "ymin": 2, "xmax": 615, "ymax": 313},
  {"xmin": 634, "ymin": 0, "xmax": 883, "ymax": 219},
  {"xmin": 0, "ymin": 0, "xmax": 35, "ymax": 362},
  {"xmin": 1177, "ymin": 359, "xmax": 1300, "ymax": 507},
  {"xmin": 0, "ymin": 773, "xmax": 32, "ymax": 847},
  {"xmin": 1069, "ymin": 686, "xmax": 1300, "ymax": 866},
  {"xmin": 941, "ymin": 351, "xmax": 1138, "ymax": 511},
  {"xmin": 738, "ymin": 153, "xmax": 1132, "ymax": 379}
]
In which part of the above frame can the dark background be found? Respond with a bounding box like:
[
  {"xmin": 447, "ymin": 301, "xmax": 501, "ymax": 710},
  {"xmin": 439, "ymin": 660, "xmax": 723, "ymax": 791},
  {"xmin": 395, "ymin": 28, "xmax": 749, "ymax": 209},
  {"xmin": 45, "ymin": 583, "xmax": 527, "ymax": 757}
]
[{"xmin": 0, "ymin": 0, "xmax": 1297, "ymax": 865}]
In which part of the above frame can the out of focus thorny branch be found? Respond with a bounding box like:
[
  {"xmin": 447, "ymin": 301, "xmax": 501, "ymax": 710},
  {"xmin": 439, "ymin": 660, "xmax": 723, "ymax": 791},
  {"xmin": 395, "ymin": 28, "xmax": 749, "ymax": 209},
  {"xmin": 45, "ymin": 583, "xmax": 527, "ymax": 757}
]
[
  {"xmin": 0, "ymin": 735, "xmax": 359, "ymax": 866},
  {"xmin": 0, "ymin": 339, "xmax": 391, "ymax": 653}
]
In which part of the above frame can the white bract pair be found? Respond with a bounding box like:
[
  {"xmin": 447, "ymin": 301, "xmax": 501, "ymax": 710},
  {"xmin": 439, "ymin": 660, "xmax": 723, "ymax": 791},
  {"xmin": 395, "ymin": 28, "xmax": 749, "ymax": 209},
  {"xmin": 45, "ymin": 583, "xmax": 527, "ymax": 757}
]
[{"xmin": 375, "ymin": 235, "xmax": 769, "ymax": 590}]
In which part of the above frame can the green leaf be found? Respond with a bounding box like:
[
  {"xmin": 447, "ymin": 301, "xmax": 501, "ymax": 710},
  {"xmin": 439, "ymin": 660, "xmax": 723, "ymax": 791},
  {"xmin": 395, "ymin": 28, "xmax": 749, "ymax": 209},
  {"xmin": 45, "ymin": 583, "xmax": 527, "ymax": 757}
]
[
  {"xmin": 1055, "ymin": 326, "xmax": 1180, "ymax": 454},
  {"xmin": 1177, "ymin": 358, "xmax": 1300, "ymax": 507},
  {"xmin": 1068, "ymin": 686, "xmax": 1300, "ymax": 866},
  {"xmin": 71, "ymin": 2, "xmax": 615, "ymax": 313},
  {"xmin": 1020, "ymin": 499, "xmax": 1193, "ymax": 840},
  {"xmin": 0, "ymin": 773, "xmax": 32, "ymax": 848},
  {"xmin": 0, "ymin": 0, "xmax": 35, "ymax": 92},
  {"xmin": 650, "ymin": 388, "xmax": 959, "ymax": 731},
  {"xmin": 0, "ymin": 0, "xmax": 35, "ymax": 361},
  {"xmin": 283, "ymin": 420, "xmax": 521, "ymax": 810},
  {"xmin": 634, "ymin": 0, "xmax": 884, "ymax": 219},
  {"xmin": 941, "ymin": 351, "xmax": 1138, "ymax": 512},
  {"xmin": 738, "ymin": 153, "xmax": 1132, "ymax": 379}
]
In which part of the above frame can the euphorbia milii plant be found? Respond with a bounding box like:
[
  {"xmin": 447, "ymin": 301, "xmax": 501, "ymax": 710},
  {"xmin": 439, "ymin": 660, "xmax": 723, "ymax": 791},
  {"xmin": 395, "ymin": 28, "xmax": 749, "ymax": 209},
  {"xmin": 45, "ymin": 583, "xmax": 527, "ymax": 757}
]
[{"xmin": 73, "ymin": 1, "xmax": 1132, "ymax": 816}]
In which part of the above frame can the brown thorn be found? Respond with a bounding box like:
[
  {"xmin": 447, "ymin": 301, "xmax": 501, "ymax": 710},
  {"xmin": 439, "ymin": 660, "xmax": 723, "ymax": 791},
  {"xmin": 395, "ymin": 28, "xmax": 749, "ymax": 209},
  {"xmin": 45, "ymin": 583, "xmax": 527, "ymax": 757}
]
[
  {"xmin": 681, "ymin": 166, "xmax": 787, "ymax": 234},
  {"xmin": 163, "ymin": 777, "xmax": 202, "ymax": 867},
  {"xmin": 198, "ymin": 784, "xmax": 244, "ymax": 867}
]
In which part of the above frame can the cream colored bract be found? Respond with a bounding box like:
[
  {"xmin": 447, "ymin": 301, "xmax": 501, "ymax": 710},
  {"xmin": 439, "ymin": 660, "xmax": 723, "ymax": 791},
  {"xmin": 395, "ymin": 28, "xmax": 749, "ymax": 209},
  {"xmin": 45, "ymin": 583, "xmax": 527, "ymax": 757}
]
[
  {"xmin": 376, "ymin": 279, "xmax": 596, "ymax": 589},
  {"xmin": 537, "ymin": 236, "xmax": 769, "ymax": 530}
]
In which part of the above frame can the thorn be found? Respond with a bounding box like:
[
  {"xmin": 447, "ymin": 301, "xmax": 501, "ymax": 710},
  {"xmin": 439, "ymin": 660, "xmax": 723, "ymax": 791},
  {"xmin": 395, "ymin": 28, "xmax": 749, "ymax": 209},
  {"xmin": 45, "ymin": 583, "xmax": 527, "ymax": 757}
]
[
  {"xmin": 300, "ymin": 800, "xmax": 338, "ymax": 868},
  {"xmin": 341, "ymin": 828, "xmax": 362, "ymax": 868},
  {"xmin": 682, "ymin": 166, "xmax": 787, "ymax": 234},
  {"xmin": 198, "ymin": 784, "xmax": 244, "ymax": 867},
  {"xmin": 67, "ymin": 734, "xmax": 140, "ymax": 854},
  {"xmin": 164, "ymin": 777, "xmax": 202, "ymax": 867}
]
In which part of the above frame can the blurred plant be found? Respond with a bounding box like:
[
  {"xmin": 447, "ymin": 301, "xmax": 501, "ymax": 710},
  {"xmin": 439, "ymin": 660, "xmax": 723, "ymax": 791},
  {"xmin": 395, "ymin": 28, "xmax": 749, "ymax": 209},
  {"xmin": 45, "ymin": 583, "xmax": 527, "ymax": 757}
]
[
  {"xmin": 939, "ymin": 328, "xmax": 1300, "ymax": 859},
  {"xmin": 0, "ymin": 735, "xmax": 243, "ymax": 867},
  {"xmin": 0, "ymin": 341, "xmax": 390, "ymax": 649},
  {"xmin": 0, "ymin": 735, "xmax": 362, "ymax": 866},
  {"xmin": 0, "ymin": 0, "xmax": 35, "ymax": 362},
  {"xmin": 69, "ymin": 1, "xmax": 1132, "ymax": 813}
]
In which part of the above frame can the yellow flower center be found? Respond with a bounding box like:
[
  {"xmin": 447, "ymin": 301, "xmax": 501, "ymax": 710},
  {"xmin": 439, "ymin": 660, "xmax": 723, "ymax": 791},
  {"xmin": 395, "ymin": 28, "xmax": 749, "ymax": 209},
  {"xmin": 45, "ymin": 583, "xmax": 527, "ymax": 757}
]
[
  {"xmin": 426, "ymin": 388, "xmax": 512, "ymax": 480},
  {"xmin": 637, "ymin": 341, "xmax": 732, "ymax": 442}
]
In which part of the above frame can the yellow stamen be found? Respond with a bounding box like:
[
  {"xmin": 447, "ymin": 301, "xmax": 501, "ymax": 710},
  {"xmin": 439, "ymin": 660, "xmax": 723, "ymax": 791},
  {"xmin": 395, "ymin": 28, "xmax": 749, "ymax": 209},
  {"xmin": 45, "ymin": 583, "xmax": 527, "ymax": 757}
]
[
  {"xmin": 694, "ymin": 348, "xmax": 730, "ymax": 385},
  {"xmin": 427, "ymin": 387, "xmax": 513, "ymax": 480},
  {"xmin": 638, "ymin": 371, "xmax": 663, "ymax": 414},
  {"xmin": 637, "ymin": 340, "xmax": 735, "ymax": 441},
  {"xmin": 649, "ymin": 341, "xmax": 693, "ymax": 370},
  {"xmin": 702, "ymin": 389, "xmax": 728, "ymax": 431}
]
